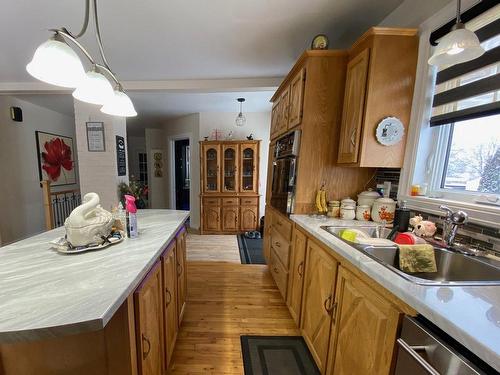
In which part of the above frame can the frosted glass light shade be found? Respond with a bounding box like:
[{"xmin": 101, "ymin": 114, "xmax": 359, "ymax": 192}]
[
  {"xmin": 26, "ymin": 37, "xmax": 86, "ymax": 88},
  {"xmin": 73, "ymin": 69, "xmax": 114, "ymax": 105},
  {"xmin": 235, "ymin": 113, "xmax": 246, "ymax": 127},
  {"xmin": 101, "ymin": 89, "xmax": 137, "ymax": 117},
  {"xmin": 428, "ymin": 27, "xmax": 485, "ymax": 67}
]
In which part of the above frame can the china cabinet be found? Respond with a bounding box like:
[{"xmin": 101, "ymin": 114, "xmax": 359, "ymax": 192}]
[{"xmin": 200, "ymin": 140, "xmax": 260, "ymax": 234}]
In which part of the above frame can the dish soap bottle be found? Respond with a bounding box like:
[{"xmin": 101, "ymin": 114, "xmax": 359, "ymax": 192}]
[{"xmin": 124, "ymin": 195, "xmax": 138, "ymax": 238}]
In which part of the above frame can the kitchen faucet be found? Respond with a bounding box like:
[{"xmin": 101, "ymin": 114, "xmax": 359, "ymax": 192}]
[{"xmin": 439, "ymin": 205, "xmax": 468, "ymax": 247}]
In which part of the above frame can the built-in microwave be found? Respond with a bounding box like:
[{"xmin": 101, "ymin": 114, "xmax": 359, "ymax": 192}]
[{"xmin": 269, "ymin": 130, "xmax": 300, "ymax": 215}]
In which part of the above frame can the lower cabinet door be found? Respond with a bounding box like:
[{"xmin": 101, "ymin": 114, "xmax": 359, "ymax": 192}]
[
  {"xmin": 203, "ymin": 206, "xmax": 221, "ymax": 232},
  {"xmin": 326, "ymin": 267, "xmax": 400, "ymax": 375},
  {"xmin": 176, "ymin": 228, "xmax": 187, "ymax": 326},
  {"xmin": 161, "ymin": 242, "xmax": 178, "ymax": 370},
  {"xmin": 222, "ymin": 206, "xmax": 239, "ymax": 231},
  {"xmin": 286, "ymin": 228, "xmax": 307, "ymax": 326},
  {"xmin": 300, "ymin": 240, "xmax": 338, "ymax": 373},
  {"xmin": 240, "ymin": 206, "xmax": 258, "ymax": 231},
  {"xmin": 134, "ymin": 262, "xmax": 165, "ymax": 375}
]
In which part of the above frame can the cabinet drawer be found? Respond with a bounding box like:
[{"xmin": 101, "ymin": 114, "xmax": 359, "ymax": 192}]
[
  {"xmin": 222, "ymin": 197, "xmax": 239, "ymax": 206},
  {"xmin": 240, "ymin": 197, "xmax": 258, "ymax": 206},
  {"xmin": 270, "ymin": 248, "xmax": 288, "ymax": 300},
  {"xmin": 203, "ymin": 197, "xmax": 220, "ymax": 206},
  {"xmin": 273, "ymin": 213, "xmax": 292, "ymax": 240},
  {"xmin": 270, "ymin": 228, "xmax": 290, "ymax": 268}
]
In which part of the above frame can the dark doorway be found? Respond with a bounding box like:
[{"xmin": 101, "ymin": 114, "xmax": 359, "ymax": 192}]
[{"xmin": 174, "ymin": 139, "xmax": 190, "ymax": 210}]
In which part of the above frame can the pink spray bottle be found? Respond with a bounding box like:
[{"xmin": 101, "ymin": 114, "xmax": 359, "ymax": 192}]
[{"xmin": 124, "ymin": 195, "xmax": 138, "ymax": 238}]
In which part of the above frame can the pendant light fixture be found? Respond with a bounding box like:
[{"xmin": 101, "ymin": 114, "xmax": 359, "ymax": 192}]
[
  {"xmin": 235, "ymin": 98, "xmax": 246, "ymax": 127},
  {"xmin": 26, "ymin": 0, "xmax": 137, "ymax": 117},
  {"xmin": 428, "ymin": 0, "xmax": 485, "ymax": 67}
]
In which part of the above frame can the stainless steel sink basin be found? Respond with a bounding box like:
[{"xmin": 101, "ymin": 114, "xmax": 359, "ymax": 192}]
[{"xmin": 321, "ymin": 225, "xmax": 500, "ymax": 286}]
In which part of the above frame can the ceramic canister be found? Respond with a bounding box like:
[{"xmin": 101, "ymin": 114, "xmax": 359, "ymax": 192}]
[
  {"xmin": 371, "ymin": 197, "xmax": 396, "ymax": 224},
  {"xmin": 356, "ymin": 205, "xmax": 371, "ymax": 221},
  {"xmin": 357, "ymin": 189, "xmax": 381, "ymax": 207},
  {"xmin": 340, "ymin": 206, "xmax": 355, "ymax": 220}
]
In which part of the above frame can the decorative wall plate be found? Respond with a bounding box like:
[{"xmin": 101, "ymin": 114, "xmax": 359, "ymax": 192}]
[
  {"xmin": 375, "ymin": 117, "xmax": 405, "ymax": 146},
  {"xmin": 311, "ymin": 34, "xmax": 329, "ymax": 50}
]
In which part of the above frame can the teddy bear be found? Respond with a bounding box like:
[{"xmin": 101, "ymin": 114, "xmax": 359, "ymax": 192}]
[{"xmin": 409, "ymin": 215, "xmax": 437, "ymax": 238}]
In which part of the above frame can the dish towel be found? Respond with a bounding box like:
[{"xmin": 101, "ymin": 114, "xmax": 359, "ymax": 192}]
[{"xmin": 398, "ymin": 244, "xmax": 437, "ymax": 273}]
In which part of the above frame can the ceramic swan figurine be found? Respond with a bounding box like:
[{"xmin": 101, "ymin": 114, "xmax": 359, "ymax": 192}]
[{"xmin": 64, "ymin": 192, "xmax": 114, "ymax": 247}]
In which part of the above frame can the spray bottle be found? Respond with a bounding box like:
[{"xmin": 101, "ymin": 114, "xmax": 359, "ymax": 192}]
[{"xmin": 124, "ymin": 195, "xmax": 138, "ymax": 238}]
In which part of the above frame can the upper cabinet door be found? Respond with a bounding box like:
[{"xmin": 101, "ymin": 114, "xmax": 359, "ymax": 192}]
[
  {"xmin": 202, "ymin": 144, "xmax": 221, "ymax": 193},
  {"xmin": 240, "ymin": 143, "xmax": 258, "ymax": 193},
  {"xmin": 337, "ymin": 48, "xmax": 370, "ymax": 164},
  {"xmin": 270, "ymin": 100, "xmax": 281, "ymax": 140},
  {"xmin": 277, "ymin": 87, "xmax": 290, "ymax": 136},
  {"xmin": 222, "ymin": 144, "xmax": 239, "ymax": 193},
  {"xmin": 288, "ymin": 68, "xmax": 305, "ymax": 129}
]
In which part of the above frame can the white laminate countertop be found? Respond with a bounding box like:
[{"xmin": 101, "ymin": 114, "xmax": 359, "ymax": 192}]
[
  {"xmin": 0, "ymin": 209, "xmax": 189, "ymax": 343},
  {"xmin": 291, "ymin": 214, "xmax": 500, "ymax": 372}
]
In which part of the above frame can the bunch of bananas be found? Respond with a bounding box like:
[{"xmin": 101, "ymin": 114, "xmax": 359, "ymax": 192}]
[{"xmin": 315, "ymin": 185, "xmax": 328, "ymax": 214}]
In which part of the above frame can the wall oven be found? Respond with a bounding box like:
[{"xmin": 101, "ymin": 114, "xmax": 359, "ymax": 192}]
[{"xmin": 270, "ymin": 130, "xmax": 300, "ymax": 215}]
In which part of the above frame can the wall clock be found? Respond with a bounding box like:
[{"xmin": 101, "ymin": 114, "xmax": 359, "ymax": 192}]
[{"xmin": 375, "ymin": 117, "xmax": 405, "ymax": 146}]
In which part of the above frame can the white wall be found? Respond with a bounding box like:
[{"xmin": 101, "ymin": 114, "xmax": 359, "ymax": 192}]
[
  {"xmin": 145, "ymin": 128, "xmax": 168, "ymax": 209},
  {"xmin": 379, "ymin": 0, "xmax": 453, "ymax": 27},
  {"xmin": 127, "ymin": 135, "xmax": 146, "ymax": 180},
  {"xmin": 0, "ymin": 96, "xmax": 78, "ymax": 245},
  {"xmin": 74, "ymin": 101, "xmax": 128, "ymax": 212}
]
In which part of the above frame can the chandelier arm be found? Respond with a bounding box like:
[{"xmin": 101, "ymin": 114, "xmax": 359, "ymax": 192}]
[
  {"xmin": 92, "ymin": 0, "xmax": 112, "ymax": 71},
  {"xmin": 63, "ymin": 0, "xmax": 90, "ymax": 39},
  {"xmin": 456, "ymin": 0, "xmax": 462, "ymax": 24}
]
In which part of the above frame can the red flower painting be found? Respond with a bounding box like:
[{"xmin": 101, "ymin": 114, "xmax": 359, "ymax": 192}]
[{"xmin": 41, "ymin": 138, "xmax": 73, "ymax": 181}]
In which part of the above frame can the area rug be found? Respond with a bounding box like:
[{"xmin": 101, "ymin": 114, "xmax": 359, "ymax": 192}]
[
  {"xmin": 241, "ymin": 336, "xmax": 320, "ymax": 375},
  {"xmin": 237, "ymin": 234, "xmax": 265, "ymax": 265}
]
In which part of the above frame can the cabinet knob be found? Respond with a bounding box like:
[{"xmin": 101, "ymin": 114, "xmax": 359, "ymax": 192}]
[{"xmin": 142, "ymin": 334, "xmax": 151, "ymax": 360}]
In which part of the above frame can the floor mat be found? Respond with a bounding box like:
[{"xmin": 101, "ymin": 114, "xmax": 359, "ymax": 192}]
[
  {"xmin": 237, "ymin": 234, "xmax": 265, "ymax": 264},
  {"xmin": 241, "ymin": 336, "xmax": 320, "ymax": 375}
]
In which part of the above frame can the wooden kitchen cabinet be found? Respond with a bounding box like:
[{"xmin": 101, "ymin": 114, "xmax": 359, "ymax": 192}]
[
  {"xmin": 161, "ymin": 241, "xmax": 178, "ymax": 369},
  {"xmin": 134, "ymin": 262, "xmax": 165, "ymax": 375},
  {"xmin": 176, "ymin": 228, "xmax": 187, "ymax": 326},
  {"xmin": 288, "ymin": 68, "xmax": 305, "ymax": 129},
  {"xmin": 222, "ymin": 206, "xmax": 239, "ymax": 232},
  {"xmin": 337, "ymin": 48, "xmax": 370, "ymax": 164},
  {"xmin": 337, "ymin": 27, "xmax": 418, "ymax": 167},
  {"xmin": 326, "ymin": 266, "xmax": 400, "ymax": 375},
  {"xmin": 300, "ymin": 239, "xmax": 339, "ymax": 373},
  {"xmin": 286, "ymin": 227, "xmax": 307, "ymax": 326},
  {"xmin": 200, "ymin": 140, "xmax": 260, "ymax": 234}
]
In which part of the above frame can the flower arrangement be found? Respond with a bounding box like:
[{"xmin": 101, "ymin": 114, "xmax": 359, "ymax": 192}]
[{"xmin": 118, "ymin": 179, "xmax": 148, "ymax": 209}]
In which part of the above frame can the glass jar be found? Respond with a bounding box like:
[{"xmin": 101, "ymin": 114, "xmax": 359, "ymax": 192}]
[{"xmin": 327, "ymin": 200, "xmax": 340, "ymax": 217}]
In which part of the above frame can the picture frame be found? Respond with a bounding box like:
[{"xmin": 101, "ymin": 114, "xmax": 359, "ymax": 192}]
[
  {"xmin": 86, "ymin": 122, "xmax": 106, "ymax": 152},
  {"xmin": 35, "ymin": 131, "xmax": 77, "ymax": 187}
]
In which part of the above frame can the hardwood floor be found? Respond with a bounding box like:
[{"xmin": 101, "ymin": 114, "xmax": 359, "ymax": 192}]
[
  {"xmin": 167, "ymin": 262, "xmax": 299, "ymax": 374},
  {"xmin": 186, "ymin": 234, "xmax": 241, "ymax": 263}
]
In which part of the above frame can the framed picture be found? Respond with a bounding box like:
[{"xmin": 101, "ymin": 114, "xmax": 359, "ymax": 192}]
[
  {"xmin": 86, "ymin": 122, "xmax": 105, "ymax": 152},
  {"xmin": 152, "ymin": 150, "xmax": 163, "ymax": 178},
  {"xmin": 36, "ymin": 131, "xmax": 77, "ymax": 186}
]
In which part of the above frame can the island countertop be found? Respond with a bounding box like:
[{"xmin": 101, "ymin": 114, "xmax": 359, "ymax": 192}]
[
  {"xmin": 0, "ymin": 209, "xmax": 189, "ymax": 343},
  {"xmin": 291, "ymin": 214, "xmax": 500, "ymax": 372}
]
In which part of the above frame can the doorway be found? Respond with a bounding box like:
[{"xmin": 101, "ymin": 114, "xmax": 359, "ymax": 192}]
[{"xmin": 174, "ymin": 139, "xmax": 190, "ymax": 210}]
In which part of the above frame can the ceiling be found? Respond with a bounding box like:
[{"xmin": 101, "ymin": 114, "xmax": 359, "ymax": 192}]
[{"xmin": 4, "ymin": 0, "xmax": 405, "ymax": 125}]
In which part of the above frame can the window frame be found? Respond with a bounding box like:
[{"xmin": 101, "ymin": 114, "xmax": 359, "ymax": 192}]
[{"xmin": 399, "ymin": 0, "xmax": 500, "ymax": 229}]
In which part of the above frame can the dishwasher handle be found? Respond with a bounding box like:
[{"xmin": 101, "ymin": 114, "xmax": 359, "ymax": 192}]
[{"xmin": 397, "ymin": 338, "xmax": 441, "ymax": 375}]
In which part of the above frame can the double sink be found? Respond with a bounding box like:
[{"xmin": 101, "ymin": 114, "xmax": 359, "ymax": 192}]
[{"xmin": 321, "ymin": 225, "xmax": 500, "ymax": 286}]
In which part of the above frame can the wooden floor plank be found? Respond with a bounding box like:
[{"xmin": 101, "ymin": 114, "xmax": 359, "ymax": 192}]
[
  {"xmin": 186, "ymin": 234, "xmax": 241, "ymax": 263},
  {"xmin": 167, "ymin": 262, "xmax": 298, "ymax": 374}
]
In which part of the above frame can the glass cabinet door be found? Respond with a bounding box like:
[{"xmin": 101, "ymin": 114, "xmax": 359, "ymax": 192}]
[
  {"xmin": 240, "ymin": 144, "xmax": 258, "ymax": 193},
  {"xmin": 203, "ymin": 145, "xmax": 220, "ymax": 192},
  {"xmin": 222, "ymin": 145, "xmax": 238, "ymax": 192}
]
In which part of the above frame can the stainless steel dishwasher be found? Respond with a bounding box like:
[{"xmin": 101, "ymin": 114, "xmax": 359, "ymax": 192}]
[{"xmin": 395, "ymin": 316, "xmax": 490, "ymax": 375}]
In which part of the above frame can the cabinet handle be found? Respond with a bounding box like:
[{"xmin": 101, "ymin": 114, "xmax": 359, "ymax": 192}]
[
  {"xmin": 396, "ymin": 339, "xmax": 441, "ymax": 375},
  {"xmin": 273, "ymin": 266, "xmax": 279, "ymax": 274},
  {"xmin": 324, "ymin": 295, "xmax": 333, "ymax": 313},
  {"xmin": 142, "ymin": 334, "xmax": 151, "ymax": 360},
  {"xmin": 274, "ymin": 241, "xmax": 281, "ymax": 248},
  {"xmin": 177, "ymin": 263, "xmax": 182, "ymax": 276},
  {"xmin": 331, "ymin": 301, "xmax": 338, "ymax": 322},
  {"xmin": 277, "ymin": 221, "xmax": 283, "ymax": 226},
  {"xmin": 165, "ymin": 288, "xmax": 172, "ymax": 306},
  {"xmin": 297, "ymin": 261, "xmax": 304, "ymax": 277},
  {"xmin": 350, "ymin": 128, "xmax": 357, "ymax": 146}
]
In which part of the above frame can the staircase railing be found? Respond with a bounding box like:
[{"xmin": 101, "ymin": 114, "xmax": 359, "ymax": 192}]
[{"xmin": 41, "ymin": 181, "xmax": 81, "ymax": 230}]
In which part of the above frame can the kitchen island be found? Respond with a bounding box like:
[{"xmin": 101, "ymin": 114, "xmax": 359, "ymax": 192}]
[
  {"xmin": 291, "ymin": 214, "xmax": 500, "ymax": 373},
  {"xmin": 0, "ymin": 209, "xmax": 189, "ymax": 374}
]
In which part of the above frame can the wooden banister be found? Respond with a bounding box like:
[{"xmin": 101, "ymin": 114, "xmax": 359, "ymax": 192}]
[{"xmin": 41, "ymin": 180, "xmax": 55, "ymax": 230}]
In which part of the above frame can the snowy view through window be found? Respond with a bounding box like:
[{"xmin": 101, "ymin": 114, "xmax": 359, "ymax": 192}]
[{"xmin": 443, "ymin": 114, "xmax": 499, "ymax": 194}]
